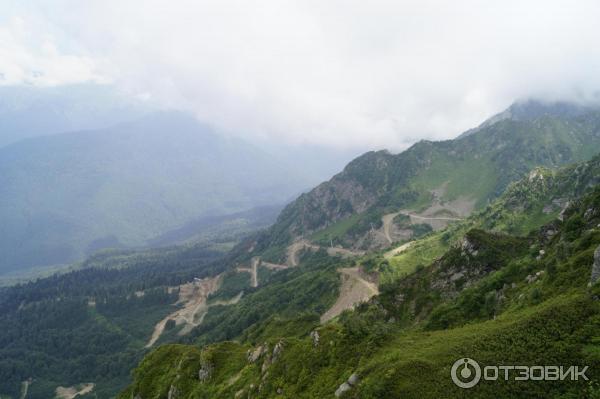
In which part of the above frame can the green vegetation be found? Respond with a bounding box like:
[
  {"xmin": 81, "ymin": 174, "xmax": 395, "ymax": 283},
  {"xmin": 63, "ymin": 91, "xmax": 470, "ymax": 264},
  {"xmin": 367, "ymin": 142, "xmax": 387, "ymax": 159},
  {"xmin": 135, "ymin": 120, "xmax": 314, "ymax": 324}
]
[
  {"xmin": 256, "ymin": 110, "xmax": 600, "ymax": 253},
  {"xmin": 6, "ymin": 102, "xmax": 600, "ymax": 398},
  {"xmin": 208, "ymin": 271, "xmax": 250, "ymax": 303},
  {"xmin": 120, "ymin": 157, "xmax": 600, "ymax": 398},
  {"xmin": 0, "ymin": 242, "xmax": 225, "ymax": 398},
  {"xmin": 188, "ymin": 250, "xmax": 343, "ymax": 346}
]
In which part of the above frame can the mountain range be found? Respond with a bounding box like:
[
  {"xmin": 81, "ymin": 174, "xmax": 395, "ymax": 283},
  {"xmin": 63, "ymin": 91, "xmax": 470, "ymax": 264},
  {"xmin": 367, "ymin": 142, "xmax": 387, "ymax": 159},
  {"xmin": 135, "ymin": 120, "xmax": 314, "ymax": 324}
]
[
  {"xmin": 1, "ymin": 100, "xmax": 600, "ymax": 398},
  {"xmin": 253, "ymin": 100, "xmax": 600, "ymax": 259},
  {"xmin": 0, "ymin": 84, "xmax": 152, "ymax": 148},
  {"xmin": 0, "ymin": 110, "xmax": 346, "ymax": 276}
]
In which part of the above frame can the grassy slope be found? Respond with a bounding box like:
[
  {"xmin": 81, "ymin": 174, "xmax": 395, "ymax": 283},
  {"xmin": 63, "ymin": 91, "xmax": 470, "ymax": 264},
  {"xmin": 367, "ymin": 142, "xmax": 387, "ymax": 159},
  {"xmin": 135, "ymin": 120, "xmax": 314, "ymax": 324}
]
[
  {"xmin": 120, "ymin": 160, "xmax": 600, "ymax": 399},
  {"xmin": 261, "ymin": 113, "xmax": 600, "ymax": 253}
]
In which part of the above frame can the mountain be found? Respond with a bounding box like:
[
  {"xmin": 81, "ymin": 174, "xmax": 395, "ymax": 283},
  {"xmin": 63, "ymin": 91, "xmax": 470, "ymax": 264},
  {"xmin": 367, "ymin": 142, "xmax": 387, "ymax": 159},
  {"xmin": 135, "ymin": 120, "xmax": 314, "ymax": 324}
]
[
  {"xmin": 0, "ymin": 84, "xmax": 152, "ymax": 148},
  {"xmin": 119, "ymin": 153, "xmax": 600, "ymax": 399},
  {"xmin": 0, "ymin": 111, "xmax": 329, "ymax": 276},
  {"xmin": 458, "ymin": 99, "xmax": 599, "ymax": 138},
  {"xmin": 3, "ymin": 100, "xmax": 600, "ymax": 398},
  {"xmin": 251, "ymin": 100, "xmax": 600, "ymax": 259}
]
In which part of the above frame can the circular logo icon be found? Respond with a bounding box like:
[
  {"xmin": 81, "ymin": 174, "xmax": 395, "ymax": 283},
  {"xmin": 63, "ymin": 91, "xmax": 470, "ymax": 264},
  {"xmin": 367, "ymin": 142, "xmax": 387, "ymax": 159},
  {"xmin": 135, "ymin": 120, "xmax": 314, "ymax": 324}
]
[{"xmin": 451, "ymin": 358, "xmax": 481, "ymax": 388}]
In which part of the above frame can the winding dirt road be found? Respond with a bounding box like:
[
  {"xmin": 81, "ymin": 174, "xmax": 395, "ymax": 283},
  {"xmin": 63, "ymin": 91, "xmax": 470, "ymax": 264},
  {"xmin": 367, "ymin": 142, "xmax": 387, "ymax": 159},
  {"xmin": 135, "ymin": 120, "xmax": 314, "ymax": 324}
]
[
  {"xmin": 320, "ymin": 267, "xmax": 379, "ymax": 323},
  {"xmin": 261, "ymin": 261, "xmax": 289, "ymax": 271},
  {"xmin": 145, "ymin": 275, "xmax": 222, "ymax": 348},
  {"xmin": 384, "ymin": 240, "xmax": 415, "ymax": 259},
  {"xmin": 382, "ymin": 212, "xmax": 400, "ymax": 244},
  {"xmin": 20, "ymin": 379, "xmax": 31, "ymax": 399},
  {"xmin": 286, "ymin": 240, "xmax": 363, "ymax": 267},
  {"xmin": 401, "ymin": 212, "xmax": 463, "ymax": 222}
]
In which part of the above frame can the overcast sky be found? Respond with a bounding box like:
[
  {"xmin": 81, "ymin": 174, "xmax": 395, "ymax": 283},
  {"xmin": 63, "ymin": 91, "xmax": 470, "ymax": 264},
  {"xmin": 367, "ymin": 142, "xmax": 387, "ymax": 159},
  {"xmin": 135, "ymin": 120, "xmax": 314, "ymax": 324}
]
[{"xmin": 1, "ymin": 0, "xmax": 600, "ymax": 150}]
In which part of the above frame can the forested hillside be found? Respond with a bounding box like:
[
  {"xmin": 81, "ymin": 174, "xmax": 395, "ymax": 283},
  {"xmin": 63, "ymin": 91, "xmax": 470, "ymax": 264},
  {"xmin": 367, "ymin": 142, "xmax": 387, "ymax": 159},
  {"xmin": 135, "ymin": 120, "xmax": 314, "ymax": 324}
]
[{"xmin": 0, "ymin": 242, "xmax": 226, "ymax": 398}]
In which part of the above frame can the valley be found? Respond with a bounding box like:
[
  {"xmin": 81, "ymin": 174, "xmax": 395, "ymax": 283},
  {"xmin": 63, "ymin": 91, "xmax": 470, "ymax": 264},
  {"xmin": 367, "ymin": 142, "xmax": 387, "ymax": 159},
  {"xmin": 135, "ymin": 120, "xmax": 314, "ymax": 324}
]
[
  {"xmin": 3, "ymin": 101, "xmax": 600, "ymax": 398},
  {"xmin": 120, "ymin": 150, "xmax": 600, "ymax": 399}
]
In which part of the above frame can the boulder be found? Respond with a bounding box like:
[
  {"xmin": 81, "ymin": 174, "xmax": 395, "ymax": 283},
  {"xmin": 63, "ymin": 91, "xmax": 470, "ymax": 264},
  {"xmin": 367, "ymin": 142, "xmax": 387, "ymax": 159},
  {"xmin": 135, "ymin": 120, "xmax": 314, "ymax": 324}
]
[
  {"xmin": 167, "ymin": 385, "xmax": 179, "ymax": 399},
  {"xmin": 247, "ymin": 344, "xmax": 266, "ymax": 363},
  {"xmin": 310, "ymin": 330, "xmax": 320, "ymax": 347},
  {"xmin": 335, "ymin": 382, "xmax": 352, "ymax": 397},
  {"xmin": 272, "ymin": 340, "xmax": 284, "ymax": 361},
  {"xmin": 590, "ymin": 245, "xmax": 600, "ymax": 285},
  {"xmin": 347, "ymin": 373, "xmax": 359, "ymax": 386}
]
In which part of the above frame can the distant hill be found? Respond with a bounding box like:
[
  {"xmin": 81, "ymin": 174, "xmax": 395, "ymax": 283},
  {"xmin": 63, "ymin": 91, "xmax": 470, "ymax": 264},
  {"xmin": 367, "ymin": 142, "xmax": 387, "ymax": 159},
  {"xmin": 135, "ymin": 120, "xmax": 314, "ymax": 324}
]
[
  {"xmin": 0, "ymin": 84, "xmax": 152, "ymax": 148},
  {"xmin": 0, "ymin": 111, "xmax": 337, "ymax": 276}
]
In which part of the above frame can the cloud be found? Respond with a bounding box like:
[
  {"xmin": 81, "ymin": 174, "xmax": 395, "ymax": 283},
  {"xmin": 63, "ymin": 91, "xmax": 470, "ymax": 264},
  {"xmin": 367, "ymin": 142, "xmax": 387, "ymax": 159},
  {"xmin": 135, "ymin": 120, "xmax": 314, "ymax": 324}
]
[
  {"xmin": 2, "ymin": 0, "xmax": 600, "ymax": 150},
  {"xmin": 0, "ymin": 10, "xmax": 106, "ymax": 86}
]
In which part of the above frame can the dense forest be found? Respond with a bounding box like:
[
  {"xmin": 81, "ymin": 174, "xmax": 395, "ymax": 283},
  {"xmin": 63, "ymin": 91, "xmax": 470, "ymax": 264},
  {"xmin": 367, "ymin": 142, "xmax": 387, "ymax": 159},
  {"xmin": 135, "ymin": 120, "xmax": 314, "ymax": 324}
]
[{"xmin": 0, "ymin": 243, "xmax": 227, "ymax": 398}]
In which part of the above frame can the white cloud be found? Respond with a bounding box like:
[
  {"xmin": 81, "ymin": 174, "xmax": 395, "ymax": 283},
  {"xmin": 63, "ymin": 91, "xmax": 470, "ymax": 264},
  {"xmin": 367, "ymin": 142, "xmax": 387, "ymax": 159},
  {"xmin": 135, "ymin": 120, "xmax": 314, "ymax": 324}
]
[
  {"xmin": 2, "ymin": 0, "xmax": 600, "ymax": 150},
  {"xmin": 0, "ymin": 12, "xmax": 106, "ymax": 86}
]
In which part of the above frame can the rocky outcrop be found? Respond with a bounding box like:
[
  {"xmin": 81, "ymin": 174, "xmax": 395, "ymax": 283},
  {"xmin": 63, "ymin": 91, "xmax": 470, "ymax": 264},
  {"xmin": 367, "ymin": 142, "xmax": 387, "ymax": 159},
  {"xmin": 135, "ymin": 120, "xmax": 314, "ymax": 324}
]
[
  {"xmin": 167, "ymin": 385, "xmax": 179, "ymax": 399},
  {"xmin": 309, "ymin": 330, "xmax": 320, "ymax": 347},
  {"xmin": 272, "ymin": 340, "xmax": 284, "ymax": 361},
  {"xmin": 335, "ymin": 382, "xmax": 351, "ymax": 397},
  {"xmin": 198, "ymin": 356, "xmax": 213, "ymax": 382},
  {"xmin": 247, "ymin": 344, "xmax": 266, "ymax": 363},
  {"xmin": 591, "ymin": 245, "xmax": 600, "ymax": 285},
  {"xmin": 335, "ymin": 373, "xmax": 359, "ymax": 397}
]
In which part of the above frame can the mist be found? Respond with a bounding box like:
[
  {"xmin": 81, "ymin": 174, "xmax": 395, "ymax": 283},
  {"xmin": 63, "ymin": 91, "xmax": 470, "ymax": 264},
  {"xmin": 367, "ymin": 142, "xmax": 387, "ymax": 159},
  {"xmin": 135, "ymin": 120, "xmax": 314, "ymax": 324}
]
[{"xmin": 2, "ymin": 0, "xmax": 600, "ymax": 150}]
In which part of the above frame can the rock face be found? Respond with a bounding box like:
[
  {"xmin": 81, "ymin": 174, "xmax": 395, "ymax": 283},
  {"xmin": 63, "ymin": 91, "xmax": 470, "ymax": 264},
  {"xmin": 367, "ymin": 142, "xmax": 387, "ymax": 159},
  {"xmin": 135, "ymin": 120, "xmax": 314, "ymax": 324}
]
[
  {"xmin": 335, "ymin": 373, "xmax": 359, "ymax": 397},
  {"xmin": 309, "ymin": 330, "xmax": 320, "ymax": 347},
  {"xmin": 167, "ymin": 385, "xmax": 179, "ymax": 399},
  {"xmin": 247, "ymin": 344, "xmax": 266, "ymax": 363},
  {"xmin": 335, "ymin": 382, "xmax": 352, "ymax": 397},
  {"xmin": 591, "ymin": 245, "xmax": 600, "ymax": 285},
  {"xmin": 272, "ymin": 340, "xmax": 284, "ymax": 361},
  {"xmin": 198, "ymin": 356, "xmax": 213, "ymax": 382}
]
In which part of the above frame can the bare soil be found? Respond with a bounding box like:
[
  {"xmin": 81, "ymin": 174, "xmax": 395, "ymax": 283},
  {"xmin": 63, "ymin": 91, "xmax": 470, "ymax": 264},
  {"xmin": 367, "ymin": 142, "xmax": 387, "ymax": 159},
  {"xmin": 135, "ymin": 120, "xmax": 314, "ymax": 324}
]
[
  {"xmin": 145, "ymin": 275, "xmax": 222, "ymax": 347},
  {"xmin": 55, "ymin": 383, "xmax": 95, "ymax": 399},
  {"xmin": 320, "ymin": 267, "xmax": 379, "ymax": 323}
]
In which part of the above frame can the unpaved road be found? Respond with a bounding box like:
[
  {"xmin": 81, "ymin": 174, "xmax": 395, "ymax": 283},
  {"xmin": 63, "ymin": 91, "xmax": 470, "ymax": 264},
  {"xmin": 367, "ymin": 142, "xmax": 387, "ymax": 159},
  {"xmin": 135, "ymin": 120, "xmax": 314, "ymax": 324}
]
[
  {"xmin": 286, "ymin": 240, "xmax": 319, "ymax": 267},
  {"xmin": 261, "ymin": 261, "xmax": 289, "ymax": 270},
  {"xmin": 382, "ymin": 212, "xmax": 401, "ymax": 244},
  {"xmin": 249, "ymin": 257, "xmax": 259, "ymax": 287},
  {"xmin": 326, "ymin": 246, "xmax": 364, "ymax": 258},
  {"xmin": 146, "ymin": 275, "xmax": 222, "ymax": 348},
  {"xmin": 236, "ymin": 257, "xmax": 259, "ymax": 287},
  {"xmin": 380, "ymin": 210, "xmax": 464, "ymax": 244},
  {"xmin": 55, "ymin": 383, "xmax": 95, "ymax": 399},
  {"xmin": 20, "ymin": 379, "xmax": 31, "ymax": 399},
  {"xmin": 320, "ymin": 267, "xmax": 379, "ymax": 323},
  {"xmin": 401, "ymin": 212, "xmax": 463, "ymax": 222},
  {"xmin": 286, "ymin": 240, "xmax": 362, "ymax": 267},
  {"xmin": 210, "ymin": 291, "xmax": 243, "ymax": 307},
  {"xmin": 384, "ymin": 240, "xmax": 415, "ymax": 259}
]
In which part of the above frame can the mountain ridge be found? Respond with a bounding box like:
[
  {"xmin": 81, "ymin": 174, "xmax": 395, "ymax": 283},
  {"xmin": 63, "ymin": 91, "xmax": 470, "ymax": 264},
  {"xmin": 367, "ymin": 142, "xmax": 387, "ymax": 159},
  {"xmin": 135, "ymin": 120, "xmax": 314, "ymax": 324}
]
[
  {"xmin": 248, "ymin": 101, "xmax": 600, "ymax": 260},
  {"xmin": 0, "ymin": 111, "xmax": 320, "ymax": 276}
]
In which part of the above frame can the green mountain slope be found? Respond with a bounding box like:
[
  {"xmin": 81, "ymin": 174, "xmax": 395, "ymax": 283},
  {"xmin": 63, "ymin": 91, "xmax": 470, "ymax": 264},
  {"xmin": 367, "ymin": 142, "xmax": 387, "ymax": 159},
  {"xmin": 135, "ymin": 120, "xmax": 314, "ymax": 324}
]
[
  {"xmin": 252, "ymin": 101, "xmax": 600, "ymax": 258},
  {"xmin": 119, "ymin": 156, "xmax": 600, "ymax": 399},
  {"xmin": 4, "ymin": 101, "xmax": 600, "ymax": 399}
]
